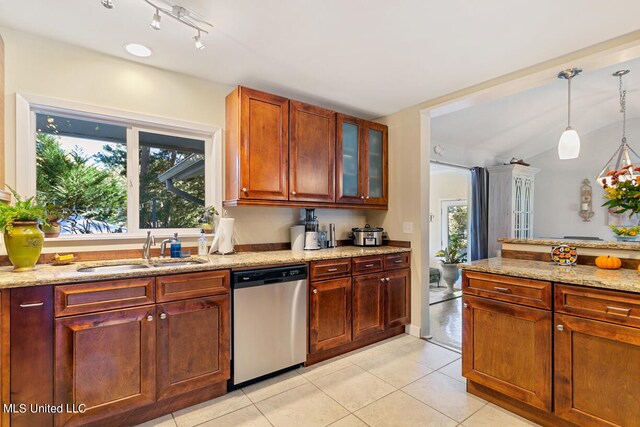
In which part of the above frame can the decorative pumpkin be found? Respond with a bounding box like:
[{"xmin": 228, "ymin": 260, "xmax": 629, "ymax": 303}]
[{"xmin": 595, "ymin": 256, "xmax": 622, "ymax": 270}]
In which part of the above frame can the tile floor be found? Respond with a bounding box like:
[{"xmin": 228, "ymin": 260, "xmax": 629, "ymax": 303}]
[
  {"xmin": 136, "ymin": 334, "xmax": 539, "ymax": 427},
  {"xmin": 428, "ymin": 297, "xmax": 463, "ymax": 351}
]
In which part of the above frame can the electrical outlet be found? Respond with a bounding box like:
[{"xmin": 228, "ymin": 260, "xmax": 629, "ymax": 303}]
[{"xmin": 402, "ymin": 221, "xmax": 413, "ymax": 234}]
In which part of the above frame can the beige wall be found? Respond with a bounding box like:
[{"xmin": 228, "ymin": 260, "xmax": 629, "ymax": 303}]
[{"xmin": 0, "ymin": 26, "xmax": 366, "ymax": 247}]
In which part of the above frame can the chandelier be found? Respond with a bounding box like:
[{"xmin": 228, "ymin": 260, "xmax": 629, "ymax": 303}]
[{"xmin": 597, "ymin": 69, "xmax": 640, "ymax": 187}]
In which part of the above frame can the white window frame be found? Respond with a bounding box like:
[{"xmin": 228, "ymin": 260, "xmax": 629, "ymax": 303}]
[{"xmin": 15, "ymin": 93, "xmax": 222, "ymax": 240}]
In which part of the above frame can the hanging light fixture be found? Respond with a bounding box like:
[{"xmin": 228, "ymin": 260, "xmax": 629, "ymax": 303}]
[
  {"xmin": 101, "ymin": 0, "xmax": 114, "ymax": 9},
  {"xmin": 193, "ymin": 30, "xmax": 205, "ymax": 50},
  {"xmin": 557, "ymin": 68, "xmax": 582, "ymax": 160},
  {"xmin": 597, "ymin": 69, "xmax": 640, "ymax": 187},
  {"xmin": 150, "ymin": 8, "xmax": 162, "ymax": 30}
]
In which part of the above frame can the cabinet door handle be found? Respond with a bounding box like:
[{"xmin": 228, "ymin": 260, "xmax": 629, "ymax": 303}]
[
  {"xmin": 360, "ymin": 195, "xmax": 365, "ymax": 200},
  {"xmin": 463, "ymin": 303, "xmax": 469, "ymax": 308},
  {"xmin": 606, "ymin": 306, "xmax": 631, "ymax": 316},
  {"xmin": 146, "ymin": 315, "xmax": 154, "ymax": 322},
  {"xmin": 380, "ymin": 278, "xmax": 385, "ymax": 282},
  {"xmin": 557, "ymin": 324, "xmax": 564, "ymax": 331},
  {"xmin": 291, "ymin": 191, "xmax": 296, "ymax": 196},
  {"xmin": 365, "ymin": 196, "xmax": 370, "ymax": 200},
  {"xmin": 494, "ymin": 286, "xmax": 512, "ymax": 293},
  {"xmin": 385, "ymin": 277, "xmax": 390, "ymax": 282},
  {"xmin": 327, "ymin": 268, "xmax": 338, "ymax": 272},
  {"xmin": 19, "ymin": 302, "xmax": 44, "ymax": 308},
  {"xmin": 242, "ymin": 187, "xmax": 247, "ymax": 193},
  {"xmin": 159, "ymin": 313, "xmax": 167, "ymax": 320},
  {"xmin": 365, "ymin": 264, "xmax": 375, "ymax": 268},
  {"xmin": 312, "ymin": 288, "xmax": 318, "ymax": 294}
]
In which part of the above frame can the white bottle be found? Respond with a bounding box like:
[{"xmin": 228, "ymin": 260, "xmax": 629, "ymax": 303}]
[{"xmin": 198, "ymin": 230, "xmax": 208, "ymax": 256}]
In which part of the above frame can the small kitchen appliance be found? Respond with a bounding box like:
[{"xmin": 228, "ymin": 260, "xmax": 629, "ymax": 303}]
[
  {"xmin": 303, "ymin": 208, "xmax": 320, "ymax": 250},
  {"xmin": 351, "ymin": 224, "xmax": 385, "ymax": 246}
]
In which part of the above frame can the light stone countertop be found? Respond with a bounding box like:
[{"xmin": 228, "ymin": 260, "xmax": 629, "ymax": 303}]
[
  {"xmin": 0, "ymin": 246, "xmax": 411, "ymax": 289},
  {"xmin": 461, "ymin": 257, "xmax": 640, "ymax": 294},
  {"xmin": 499, "ymin": 238, "xmax": 640, "ymax": 251}
]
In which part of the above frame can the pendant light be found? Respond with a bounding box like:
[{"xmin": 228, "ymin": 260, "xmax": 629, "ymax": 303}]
[
  {"xmin": 557, "ymin": 68, "xmax": 582, "ymax": 159},
  {"xmin": 597, "ymin": 69, "xmax": 640, "ymax": 187}
]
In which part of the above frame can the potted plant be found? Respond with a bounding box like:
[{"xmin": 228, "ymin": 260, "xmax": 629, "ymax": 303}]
[
  {"xmin": 199, "ymin": 205, "xmax": 219, "ymax": 234},
  {"xmin": 602, "ymin": 165, "xmax": 640, "ymax": 238},
  {"xmin": 41, "ymin": 203, "xmax": 68, "ymax": 238},
  {"xmin": 0, "ymin": 188, "xmax": 47, "ymax": 271},
  {"xmin": 435, "ymin": 234, "xmax": 467, "ymax": 293}
]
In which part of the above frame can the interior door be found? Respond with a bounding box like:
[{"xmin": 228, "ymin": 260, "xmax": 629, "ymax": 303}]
[
  {"xmin": 240, "ymin": 87, "xmax": 289, "ymax": 200},
  {"xmin": 54, "ymin": 306, "xmax": 156, "ymax": 426},
  {"xmin": 156, "ymin": 296, "xmax": 230, "ymax": 400},
  {"xmin": 555, "ymin": 313, "xmax": 640, "ymax": 427},
  {"xmin": 462, "ymin": 295, "xmax": 552, "ymax": 411},
  {"xmin": 352, "ymin": 273, "xmax": 385, "ymax": 340},
  {"xmin": 289, "ymin": 100, "xmax": 335, "ymax": 202}
]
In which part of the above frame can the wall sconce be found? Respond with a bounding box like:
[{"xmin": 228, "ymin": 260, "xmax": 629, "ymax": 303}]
[{"xmin": 579, "ymin": 179, "xmax": 595, "ymax": 222}]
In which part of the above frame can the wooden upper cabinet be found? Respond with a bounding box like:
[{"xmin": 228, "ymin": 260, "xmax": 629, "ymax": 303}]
[
  {"xmin": 157, "ymin": 296, "xmax": 230, "ymax": 400},
  {"xmin": 289, "ymin": 100, "xmax": 335, "ymax": 203},
  {"xmin": 554, "ymin": 313, "xmax": 640, "ymax": 427},
  {"xmin": 225, "ymin": 86, "xmax": 289, "ymax": 202},
  {"xmin": 54, "ymin": 305, "xmax": 157, "ymax": 426},
  {"xmin": 462, "ymin": 294, "xmax": 552, "ymax": 412},
  {"xmin": 336, "ymin": 114, "xmax": 388, "ymax": 207}
]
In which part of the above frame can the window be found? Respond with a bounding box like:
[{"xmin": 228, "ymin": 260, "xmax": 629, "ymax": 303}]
[{"xmin": 22, "ymin": 97, "xmax": 220, "ymax": 237}]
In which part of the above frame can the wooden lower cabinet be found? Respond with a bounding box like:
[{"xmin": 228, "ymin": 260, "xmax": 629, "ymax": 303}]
[
  {"xmin": 462, "ymin": 294, "xmax": 552, "ymax": 412},
  {"xmin": 352, "ymin": 273, "xmax": 385, "ymax": 340},
  {"xmin": 157, "ymin": 296, "xmax": 230, "ymax": 400},
  {"xmin": 555, "ymin": 313, "xmax": 640, "ymax": 427},
  {"xmin": 309, "ymin": 277, "xmax": 352, "ymax": 353},
  {"xmin": 385, "ymin": 269, "xmax": 410, "ymax": 328},
  {"xmin": 54, "ymin": 305, "xmax": 157, "ymax": 426}
]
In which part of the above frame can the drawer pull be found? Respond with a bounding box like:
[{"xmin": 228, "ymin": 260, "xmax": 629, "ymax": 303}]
[
  {"xmin": 365, "ymin": 264, "xmax": 375, "ymax": 268},
  {"xmin": 606, "ymin": 306, "xmax": 631, "ymax": 316},
  {"xmin": 394, "ymin": 260, "xmax": 403, "ymax": 264},
  {"xmin": 557, "ymin": 325, "xmax": 564, "ymax": 332},
  {"xmin": 326, "ymin": 268, "xmax": 339, "ymax": 272},
  {"xmin": 19, "ymin": 302, "xmax": 44, "ymax": 308},
  {"xmin": 494, "ymin": 286, "xmax": 512, "ymax": 293}
]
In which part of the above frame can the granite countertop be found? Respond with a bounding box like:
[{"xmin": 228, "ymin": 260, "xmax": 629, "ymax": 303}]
[
  {"xmin": 461, "ymin": 257, "xmax": 640, "ymax": 294},
  {"xmin": 0, "ymin": 246, "xmax": 411, "ymax": 289},
  {"xmin": 499, "ymin": 238, "xmax": 640, "ymax": 251}
]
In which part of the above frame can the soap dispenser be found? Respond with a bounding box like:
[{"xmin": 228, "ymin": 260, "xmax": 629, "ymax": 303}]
[{"xmin": 170, "ymin": 232, "xmax": 182, "ymax": 258}]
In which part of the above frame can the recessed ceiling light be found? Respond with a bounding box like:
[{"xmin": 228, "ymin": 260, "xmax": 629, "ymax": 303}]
[{"xmin": 124, "ymin": 43, "xmax": 152, "ymax": 58}]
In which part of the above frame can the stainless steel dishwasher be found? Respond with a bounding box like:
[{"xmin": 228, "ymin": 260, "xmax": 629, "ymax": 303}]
[{"xmin": 231, "ymin": 264, "xmax": 307, "ymax": 386}]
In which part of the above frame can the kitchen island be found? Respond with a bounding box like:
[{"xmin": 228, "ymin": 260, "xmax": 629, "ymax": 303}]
[{"xmin": 460, "ymin": 257, "xmax": 640, "ymax": 427}]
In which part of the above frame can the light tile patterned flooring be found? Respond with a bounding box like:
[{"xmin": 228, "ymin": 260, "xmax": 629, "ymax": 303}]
[{"xmin": 136, "ymin": 334, "xmax": 539, "ymax": 427}]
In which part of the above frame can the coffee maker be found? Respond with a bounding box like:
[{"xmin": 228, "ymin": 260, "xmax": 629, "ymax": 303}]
[{"xmin": 303, "ymin": 208, "xmax": 320, "ymax": 250}]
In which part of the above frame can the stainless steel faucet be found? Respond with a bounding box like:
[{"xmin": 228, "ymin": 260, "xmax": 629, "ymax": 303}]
[
  {"xmin": 143, "ymin": 231, "xmax": 155, "ymax": 260},
  {"xmin": 159, "ymin": 238, "xmax": 173, "ymax": 258}
]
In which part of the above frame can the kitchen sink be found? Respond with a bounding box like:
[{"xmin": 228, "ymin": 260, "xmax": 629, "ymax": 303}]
[
  {"xmin": 77, "ymin": 264, "xmax": 150, "ymax": 273},
  {"xmin": 151, "ymin": 260, "xmax": 206, "ymax": 268}
]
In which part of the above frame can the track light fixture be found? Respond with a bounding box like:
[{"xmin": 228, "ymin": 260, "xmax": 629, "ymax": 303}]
[
  {"xmin": 150, "ymin": 8, "xmax": 161, "ymax": 30},
  {"xmin": 193, "ymin": 31, "xmax": 205, "ymax": 50},
  {"xmin": 100, "ymin": 0, "xmax": 212, "ymax": 51}
]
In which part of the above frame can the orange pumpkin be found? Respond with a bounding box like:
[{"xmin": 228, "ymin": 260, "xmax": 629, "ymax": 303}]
[{"xmin": 595, "ymin": 256, "xmax": 622, "ymax": 270}]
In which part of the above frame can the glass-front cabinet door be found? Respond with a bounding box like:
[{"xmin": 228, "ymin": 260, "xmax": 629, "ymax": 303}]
[
  {"xmin": 364, "ymin": 122, "xmax": 388, "ymax": 206},
  {"xmin": 336, "ymin": 114, "xmax": 364, "ymax": 204}
]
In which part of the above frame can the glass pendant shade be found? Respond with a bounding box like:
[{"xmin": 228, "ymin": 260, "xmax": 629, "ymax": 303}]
[{"xmin": 558, "ymin": 127, "xmax": 580, "ymax": 159}]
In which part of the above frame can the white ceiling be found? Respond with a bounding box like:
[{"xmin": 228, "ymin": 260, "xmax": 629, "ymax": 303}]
[
  {"xmin": 1, "ymin": 1, "xmax": 640, "ymax": 118},
  {"xmin": 432, "ymin": 56, "xmax": 640, "ymax": 160}
]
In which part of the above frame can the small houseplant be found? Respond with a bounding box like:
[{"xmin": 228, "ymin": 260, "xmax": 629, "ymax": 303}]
[
  {"xmin": 41, "ymin": 203, "xmax": 68, "ymax": 238},
  {"xmin": 200, "ymin": 205, "xmax": 219, "ymax": 234},
  {"xmin": 0, "ymin": 188, "xmax": 47, "ymax": 271},
  {"xmin": 435, "ymin": 234, "xmax": 467, "ymax": 293}
]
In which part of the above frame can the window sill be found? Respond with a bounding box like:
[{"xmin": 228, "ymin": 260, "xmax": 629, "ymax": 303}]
[{"xmin": 45, "ymin": 232, "xmax": 206, "ymax": 243}]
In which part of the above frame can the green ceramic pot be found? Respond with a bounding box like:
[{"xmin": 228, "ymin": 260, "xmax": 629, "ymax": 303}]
[{"xmin": 4, "ymin": 221, "xmax": 44, "ymax": 271}]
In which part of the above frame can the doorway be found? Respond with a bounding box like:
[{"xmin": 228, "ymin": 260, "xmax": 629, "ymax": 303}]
[{"xmin": 428, "ymin": 162, "xmax": 470, "ymax": 351}]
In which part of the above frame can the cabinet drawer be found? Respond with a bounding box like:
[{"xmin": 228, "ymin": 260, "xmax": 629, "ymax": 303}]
[
  {"xmin": 310, "ymin": 259, "xmax": 351, "ymax": 281},
  {"xmin": 352, "ymin": 256, "xmax": 384, "ymax": 275},
  {"xmin": 384, "ymin": 252, "xmax": 410, "ymax": 270},
  {"xmin": 156, "ymin": 270, "xmax": 230, "ymax": 302},
  {"xmin": 555, "ymin": 284, "xmax": 640, "ymax": 328},
  {"xmin": 55, "ymin": 277, "xmax": 155, "ymax": 317},
  {"xmin": 462, "ymin": 271, "xmax": 551, "ymax": 310}
]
